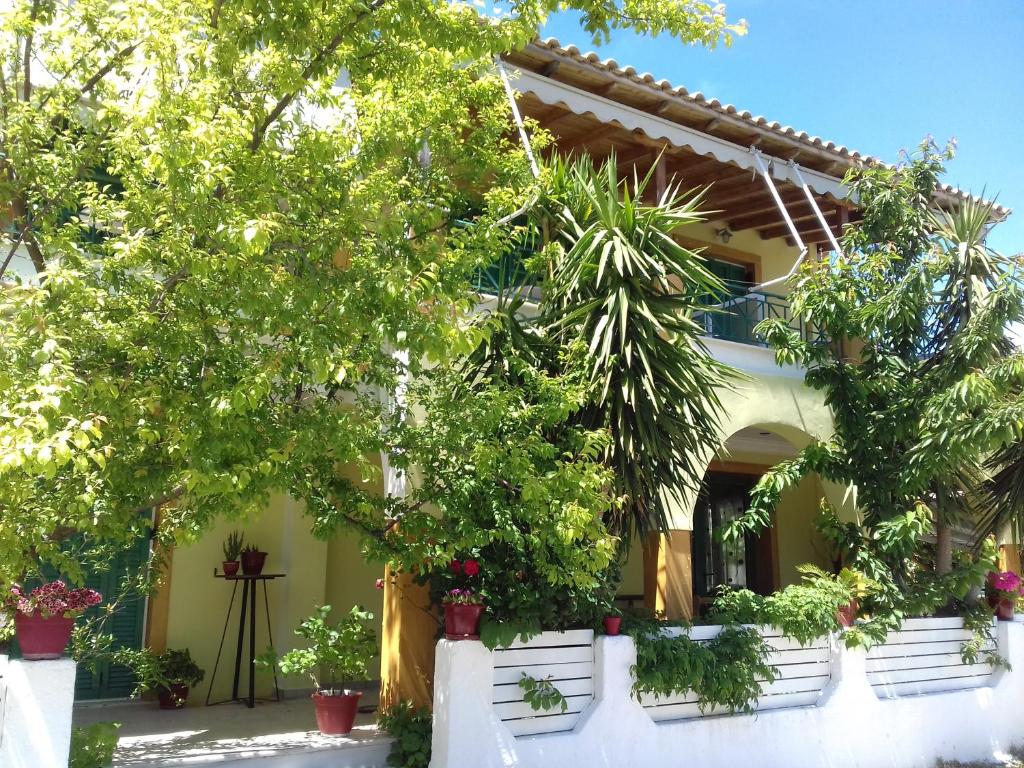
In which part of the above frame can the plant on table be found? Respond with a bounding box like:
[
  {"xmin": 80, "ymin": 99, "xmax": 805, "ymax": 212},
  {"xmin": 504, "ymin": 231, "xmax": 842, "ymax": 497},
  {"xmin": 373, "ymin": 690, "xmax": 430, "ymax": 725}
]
[
  {"xmin": 261, "ymin": 605, "xmax": 376, "ymax": 735},
  {"xmin": 240, "ymin": 543, "xmax": 267, "ymax": 576},
  {"xmin": 221, "ymin": 531, "xmax": 245, "ymax": 576},
  {"xmin": 5, "ymin": 581, "xmax": 102, "ymax": 659}
]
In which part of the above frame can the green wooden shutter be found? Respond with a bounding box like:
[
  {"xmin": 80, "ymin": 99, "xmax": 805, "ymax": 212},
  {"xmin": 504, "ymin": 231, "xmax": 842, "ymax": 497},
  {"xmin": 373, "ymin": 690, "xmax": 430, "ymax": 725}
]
[{"xmin": 74, "ymin": 533, "xmax": 151, "ymax": 700}]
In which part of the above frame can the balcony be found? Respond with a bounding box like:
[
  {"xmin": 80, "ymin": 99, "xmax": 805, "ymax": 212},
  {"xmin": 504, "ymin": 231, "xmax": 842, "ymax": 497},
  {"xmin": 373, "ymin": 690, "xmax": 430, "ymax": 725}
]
[{"xmin": 694, "ymin": 281, "xmax": 825, "ymax": 348}]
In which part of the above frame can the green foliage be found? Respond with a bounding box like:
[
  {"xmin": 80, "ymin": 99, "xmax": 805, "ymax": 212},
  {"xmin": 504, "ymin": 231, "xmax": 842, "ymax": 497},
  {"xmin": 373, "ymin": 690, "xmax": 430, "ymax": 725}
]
[
  {"xmin": 222, "ymin": 531, "xmax": 244, "ymax": 562},
  {"xmin": 117, "ymin": 647, "xmax": 205, "ymax": 694},
  {"xmin": 708, "ymin": 564, "xmax": 882, "ymax": 648},
  {"xmin": 356, "ymin": 359, "xmax": 620, "ymax": 633},
  {"xmin": 259, "ymin": 605, "xmax": 376, "ymax": 692},
  {"xmin": 241, "ymin": 543, "xmax": 262, "ymax": 555},
  {"xmin": 379, "ymin": 700, "xmax": 432, "ymax": 768},
  {"xmin": 518, "ymin": 673, "xmax": 568, "ymax": 713},
  {"xmin": 960, "ymin": 602, "xmax": 1008, "ymax": 669},
  {"xmin": 69, "ymin": 722, "xmax": 120, "ymax": 768},
  {"xmin": 723, "ymin": 139, "xmax": 1023, "ymax": 623},
  {"xmin": 625, "ymin": 615, "xmax": 776, "ymax": 714},
  {"xmin": 0, "ymin": 0, "xmax": 738, "ymax": 591}
]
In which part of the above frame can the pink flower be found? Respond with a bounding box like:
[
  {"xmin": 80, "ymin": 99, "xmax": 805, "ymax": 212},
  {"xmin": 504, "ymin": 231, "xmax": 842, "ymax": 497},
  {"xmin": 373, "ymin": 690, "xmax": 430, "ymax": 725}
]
[
  {"xmin": 988, "ymin": 571, "xmax": 1023, "ymax": 595},
  {"xmin": 463, "ymin": 560, "xmax": 480, "ymax": 577},
  {"xmin": 375, "ymin": 578, "xmax": 385, "ymax": 590}
]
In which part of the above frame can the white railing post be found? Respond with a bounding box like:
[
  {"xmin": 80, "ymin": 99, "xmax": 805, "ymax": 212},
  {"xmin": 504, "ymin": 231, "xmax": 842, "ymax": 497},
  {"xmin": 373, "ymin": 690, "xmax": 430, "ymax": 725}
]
[{"xmin": 0, "ymin": 659, "xmax": 77, "ymax": 768}]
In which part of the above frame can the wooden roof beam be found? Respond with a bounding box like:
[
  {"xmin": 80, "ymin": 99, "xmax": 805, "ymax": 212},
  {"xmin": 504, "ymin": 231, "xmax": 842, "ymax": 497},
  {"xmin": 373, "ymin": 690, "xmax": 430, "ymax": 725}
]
[
  {"xmin": 729, "ymin": 202, "xmax": 827, "ymax": 232},
  {"xmin": 760, "ymin": 218, "xmax": 837, "ymax": 242}
]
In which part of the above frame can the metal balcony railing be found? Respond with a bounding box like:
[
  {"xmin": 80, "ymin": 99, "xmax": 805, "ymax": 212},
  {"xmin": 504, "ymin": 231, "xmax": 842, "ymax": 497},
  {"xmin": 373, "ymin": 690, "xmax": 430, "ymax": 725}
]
[{"xmin": 693, "ymin": 280, "xmax": 827, "ymax": 347}]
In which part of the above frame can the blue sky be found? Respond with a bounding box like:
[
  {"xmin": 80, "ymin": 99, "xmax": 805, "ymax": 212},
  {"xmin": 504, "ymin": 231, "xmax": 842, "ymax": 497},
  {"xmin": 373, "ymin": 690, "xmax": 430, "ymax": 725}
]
[{"xmin": 542, "ymin": 1, "xmax": 1024, "ymax": 254}]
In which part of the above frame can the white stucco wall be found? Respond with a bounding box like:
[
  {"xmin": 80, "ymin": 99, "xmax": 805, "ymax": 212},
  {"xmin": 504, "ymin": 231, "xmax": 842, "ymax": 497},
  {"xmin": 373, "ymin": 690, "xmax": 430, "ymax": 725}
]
[
  {"xmin": 431, "ymin": 620, "xmax": 1024, "ymax": 768},
  {"xmin": 0, "ymin": 657, "xmax": 77, "ymax": 768}
]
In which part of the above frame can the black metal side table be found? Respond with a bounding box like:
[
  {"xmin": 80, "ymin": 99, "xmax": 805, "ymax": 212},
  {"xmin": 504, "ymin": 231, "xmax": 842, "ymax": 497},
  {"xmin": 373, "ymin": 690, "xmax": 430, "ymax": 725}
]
[{"xmin": 206, "ymin": 572, "xmax": 285, "ymax": 708}]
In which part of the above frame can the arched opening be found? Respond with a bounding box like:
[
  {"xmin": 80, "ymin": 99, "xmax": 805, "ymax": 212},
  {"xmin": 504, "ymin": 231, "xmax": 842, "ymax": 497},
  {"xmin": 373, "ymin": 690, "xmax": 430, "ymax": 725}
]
[{"xmin": 691, "ymin": 424, "xmax": 834, "ymax": 616}]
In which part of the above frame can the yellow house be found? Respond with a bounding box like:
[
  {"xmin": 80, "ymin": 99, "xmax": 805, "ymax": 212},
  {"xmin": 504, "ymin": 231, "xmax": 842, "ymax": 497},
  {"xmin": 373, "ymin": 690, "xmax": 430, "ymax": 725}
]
[{"xmin": 92, "ymin": 36, "xmax": 1012, "ymax": 709}]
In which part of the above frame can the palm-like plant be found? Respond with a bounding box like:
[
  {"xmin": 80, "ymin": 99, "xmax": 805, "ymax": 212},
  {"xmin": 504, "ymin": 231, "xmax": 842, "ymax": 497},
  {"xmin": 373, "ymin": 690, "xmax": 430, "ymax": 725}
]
[{"xmin": 463, "ymin": 154, "xmax": 737, "ymax": 541}]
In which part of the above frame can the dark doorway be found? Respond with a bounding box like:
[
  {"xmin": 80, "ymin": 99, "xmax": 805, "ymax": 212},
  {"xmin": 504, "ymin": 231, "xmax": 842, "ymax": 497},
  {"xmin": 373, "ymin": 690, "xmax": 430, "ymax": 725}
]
[{"xmin": 692, "ymin": 471, "xmax": 777, "ymax": 613}]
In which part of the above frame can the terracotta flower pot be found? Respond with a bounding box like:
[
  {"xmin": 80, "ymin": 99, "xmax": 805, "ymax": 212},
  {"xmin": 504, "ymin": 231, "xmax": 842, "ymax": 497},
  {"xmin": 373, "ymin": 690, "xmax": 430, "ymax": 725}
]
[
  {"xmin": 837, "ymin": 599, "xmax": 859, "ymax": 628},
  {"xmin": 444, "ymin": 603, "xmax": 484, "ymax": 640},
  {"xmin": 222, "ymin": 561, "xmax": 240, "ymax": 577},
  {"xmin": 312, "ymin": 691, "xmax": 361, "ymax": 735},
  {"xmin": 603, "ymin": 616, "xmax": 622, "ymax": 636},
  {"xmin": 240, "ymin": 551, "xmax": 267, "ymax": 576},
  {"xmin": 15, "ymin": 611, "xmax": 75, "ymax": 660},
  {"xmin": 988, "ymin": 594, "xmax": 1016, "ymax": 621},
  {"xmin": 157, "ymin": 683, "xmax": 190, "ymax": 709}
]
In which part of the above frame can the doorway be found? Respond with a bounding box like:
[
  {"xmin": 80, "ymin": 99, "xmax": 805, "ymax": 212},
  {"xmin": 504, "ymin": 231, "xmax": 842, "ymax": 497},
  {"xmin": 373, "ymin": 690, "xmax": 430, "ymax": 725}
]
[{"xmin": 692, "ymin": 471, "xmax": 777, "ymax": 613}]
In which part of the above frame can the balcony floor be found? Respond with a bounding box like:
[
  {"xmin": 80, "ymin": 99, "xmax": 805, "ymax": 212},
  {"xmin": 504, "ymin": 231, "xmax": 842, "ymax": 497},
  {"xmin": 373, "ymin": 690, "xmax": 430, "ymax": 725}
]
[{"xmin": 72, "ymin": 697, "xmax": 392, "ymax": 767}]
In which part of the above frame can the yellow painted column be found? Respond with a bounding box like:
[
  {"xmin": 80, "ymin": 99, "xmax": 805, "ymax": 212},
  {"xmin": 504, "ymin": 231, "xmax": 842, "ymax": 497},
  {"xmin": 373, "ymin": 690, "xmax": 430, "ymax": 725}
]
[
  {"xmin": 642, "ymin": 531, "xmax": 694, "ymax": 621},
  {"xmin": 379, "ymin": 567, "xmax": 438, "ymax": 711}
]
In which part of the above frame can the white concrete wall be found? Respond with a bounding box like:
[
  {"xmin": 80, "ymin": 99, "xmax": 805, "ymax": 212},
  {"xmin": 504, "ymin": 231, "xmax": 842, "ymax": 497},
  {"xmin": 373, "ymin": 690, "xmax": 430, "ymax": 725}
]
[
  {"xmin": 0, "ymin": 657, "xmax": 77, "ymax": 768},
  {"xmin": 431, "ymin": 619, "xmax": 1024, "ymax": 768}
]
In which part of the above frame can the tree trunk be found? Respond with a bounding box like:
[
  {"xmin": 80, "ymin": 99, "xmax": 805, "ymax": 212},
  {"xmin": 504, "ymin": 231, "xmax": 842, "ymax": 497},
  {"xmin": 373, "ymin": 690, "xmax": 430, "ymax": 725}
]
[{"xmin": 935, "ymin": 523, "xmax": 953, "ymax": 575}]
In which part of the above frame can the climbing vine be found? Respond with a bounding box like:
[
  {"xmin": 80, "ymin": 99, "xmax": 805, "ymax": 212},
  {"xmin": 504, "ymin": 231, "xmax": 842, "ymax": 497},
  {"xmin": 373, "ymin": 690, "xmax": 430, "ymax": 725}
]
[{"xmin": 519, "ymin": 674, "xmax": 569, "ymax": 713}]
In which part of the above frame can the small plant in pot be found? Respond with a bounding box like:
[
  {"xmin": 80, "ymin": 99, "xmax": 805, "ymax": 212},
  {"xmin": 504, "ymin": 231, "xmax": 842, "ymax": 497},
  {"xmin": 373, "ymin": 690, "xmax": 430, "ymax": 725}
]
[
  {"xmin": 5, "ymin": 581, "xmax": 102, "ymax": 659},
  {"xmin": 442, "ymin": 559, "xmax": 484, "ymax": 640},
  {"xmin": 986, "ymin": 570, "xmax": 1024, "ymax": 621},
  {"xmin": 222, "ymin": 531, "xmax": 244, "ymax": 576},
  {"xmin": 135, "ymin": 648, "xmax": 206, "ymax": 709},
  {"xmin": 602, "ymin": 609, "xmax": 622, "ymax": 636},
  {"xmin": 261, "ymin": 605, "xmax": 376, "ymax": 736},
  {"xmin": 240, "ymin": 543, "xmax": 268, "ymax": 576}
]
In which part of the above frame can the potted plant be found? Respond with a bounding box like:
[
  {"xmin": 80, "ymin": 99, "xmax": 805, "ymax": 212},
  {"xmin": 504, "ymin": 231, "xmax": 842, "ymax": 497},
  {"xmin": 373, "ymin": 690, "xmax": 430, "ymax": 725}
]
[
  {"xmin": 134, "ymin": 648, "xmax": 206, "ymax": 709},
  {"xmin": 222, "ymin": 531, "xmax": 244, "ymax": 576},
  {"xmin": 986, "ymin": 570, "xmax": 1023, "ymax": 621},
  {"xmin": 442, "ymin": 558, "xmax": 484, "ymax": 640},
  {"xmin": 5, "ymin": 581, "xmax": 102, "ymax": 659},
  {"xmin": 240, "ymin": 543, "xmax": 268, "ymax": 576},
  {"xmin": 602, "ymin": 610, "xmax": 622, "ymax": 636},
  {"xmin": 796, "ymin": 565, "xmax": 876, "ymax": 628},
  {"xmin": 261, "ymin": 605, "xmax": 376, "ymax": 735}
]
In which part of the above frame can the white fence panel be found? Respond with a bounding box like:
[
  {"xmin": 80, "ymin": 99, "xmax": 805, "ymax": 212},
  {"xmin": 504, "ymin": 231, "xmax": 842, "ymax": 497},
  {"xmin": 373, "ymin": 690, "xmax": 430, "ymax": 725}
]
[
  {"xmin": 492, "ymin": 629, "xmax": 594, "ymax": 737},
  {"xmin": 639, "ymin": 625, "xmax": 831, "ymax": 722},
  {"xmin": 866, "ymin": 616, "xmax": 996, "ymax": 698}
]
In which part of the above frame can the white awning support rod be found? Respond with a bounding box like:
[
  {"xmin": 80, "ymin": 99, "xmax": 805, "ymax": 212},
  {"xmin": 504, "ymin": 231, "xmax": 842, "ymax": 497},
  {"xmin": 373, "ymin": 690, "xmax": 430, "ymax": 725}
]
[
  {"xmin": 496, "ymin": 57, "xmax": 540, "ymax": 180},
  {"xmin": 791, "ymin": 162, "xmax": 844, "ymax": 257},
  {"xmin": 751, "ymin": 147, "xmax": 807, "ymax": 291}
]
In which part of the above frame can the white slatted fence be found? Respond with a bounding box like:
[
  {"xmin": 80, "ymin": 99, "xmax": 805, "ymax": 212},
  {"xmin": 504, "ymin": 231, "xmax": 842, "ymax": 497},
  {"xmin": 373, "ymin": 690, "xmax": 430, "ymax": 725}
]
[
  {"xmin": 639, "ymin": 625, "xmax": 831, "ymax": 722},
  {"xmin": 492, "ymin": 630, "xmax": 594, "ymax": 737},
  {"xmin": 866, "ymin": 616, "xmax": 996, "ymax": 698}
]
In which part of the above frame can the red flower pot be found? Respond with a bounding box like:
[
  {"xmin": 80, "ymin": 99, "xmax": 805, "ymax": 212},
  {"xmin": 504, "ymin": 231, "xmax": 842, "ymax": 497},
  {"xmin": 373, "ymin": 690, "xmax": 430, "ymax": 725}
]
[
  {"xmin": 603, "ymin": 616, "xmax": 622, "ymax": 636},
  {"xmin": 15, "ymin": 611, "xmax": 75, "ymax": 660},
  {"xmin": 157, "ymin": 683, "xmax": 190, "ymax": 709},
  {"xmin": 837, "ymin": 599, "xmax": 859, "ymax": 628},
  {"xmin": 444, "ymin": 603, "xmax": 484, "ymax": 640},
  {"xmin": 240, "ymin": 551, "xmax": 267, "ymax": 576},
  {"xmin": 312, "ymin": 691, "xmax": 361, "ymax": 735},
  {"xmin": 222, "ymin": 561, "xmax": 240, "ymax": 577},
  {"xmin": 989, "ymin": 594, "xmax": 1016, "ymax": 621}
]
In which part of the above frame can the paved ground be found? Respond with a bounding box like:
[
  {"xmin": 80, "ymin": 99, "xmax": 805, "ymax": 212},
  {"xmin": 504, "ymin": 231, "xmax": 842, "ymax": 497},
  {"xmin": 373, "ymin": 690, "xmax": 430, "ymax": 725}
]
[{"xmin": 73, "ymin": 697, "xmax": 392, "ymax": 767}]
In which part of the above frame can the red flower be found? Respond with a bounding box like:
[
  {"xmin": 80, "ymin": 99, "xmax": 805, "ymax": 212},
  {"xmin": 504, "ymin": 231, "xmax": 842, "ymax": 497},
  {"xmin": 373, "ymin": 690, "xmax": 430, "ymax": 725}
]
[
  {"xmin": 450, "ymin": 560, "xmax": 462, "ymax": 575},
  {"xmin": 375, "ymin": 578, "xmax": 385, "ymax": 590},
  {"xmin": 463, "ymin": 560, "xmax": 480, "ymax": 577}
]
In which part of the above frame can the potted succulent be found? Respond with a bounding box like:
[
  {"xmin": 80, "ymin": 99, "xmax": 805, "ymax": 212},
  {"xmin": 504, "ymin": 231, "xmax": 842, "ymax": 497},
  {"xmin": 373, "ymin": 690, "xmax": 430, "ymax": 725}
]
[
  {"xmin": 442, "ymin": 558, "xmax": 484, "ymax": 640},
  {"xmin": 5, "ymin": 581, "xmax": 102, "ymax": 659},
  {"xmin": 133, "ymin": 648, "xmax": 206, "ymax": 709},
  {"xmin": 986, "ymin": 570, "xmax": 1024, "ymax": 621},
  {"xmin": 261, "ymin": 605, "xmax": 376, "ymax": 735},
  {"xmin": 240, "ymin": 543, "xmax": 268, "ymax": 576},
  {"xmin": 222, "ymin": 531, "xmax": 244, "ymax": 576}
]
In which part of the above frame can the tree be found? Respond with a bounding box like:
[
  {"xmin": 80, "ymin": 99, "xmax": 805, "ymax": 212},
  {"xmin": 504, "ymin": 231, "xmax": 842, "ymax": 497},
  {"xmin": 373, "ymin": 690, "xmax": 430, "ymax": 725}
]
[
  {"xmin": 725, "ymin": 140, "xmax": 1024, "ymax": 607},
  {"xmin": 0, "ymin": 1, "xmax": 743, "ymax": 586},
  {"xmin": 461, "ymin": 155, "xmax": 737, "ymax": 544}
]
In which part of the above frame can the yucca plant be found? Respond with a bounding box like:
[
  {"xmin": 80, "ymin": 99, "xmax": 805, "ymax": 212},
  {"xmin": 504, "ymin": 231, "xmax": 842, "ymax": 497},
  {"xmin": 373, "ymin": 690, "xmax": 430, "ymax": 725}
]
[{"xmin": 463, "ymin": 154, "xmax": 737, "ymax": 542}]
